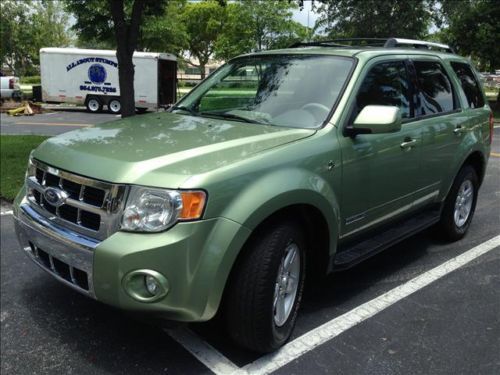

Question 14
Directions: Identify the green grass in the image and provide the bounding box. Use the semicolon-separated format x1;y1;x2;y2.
0;135;48;201
20;76;40;85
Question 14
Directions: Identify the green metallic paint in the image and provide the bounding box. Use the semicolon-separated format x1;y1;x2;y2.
94;217;251;321
33;112;314;188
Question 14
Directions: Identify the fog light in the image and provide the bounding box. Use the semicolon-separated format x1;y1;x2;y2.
145;275;160;296
122;269;169;303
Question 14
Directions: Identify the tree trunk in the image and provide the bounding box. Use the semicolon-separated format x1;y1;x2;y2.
200;63;206;80
109;0;145;118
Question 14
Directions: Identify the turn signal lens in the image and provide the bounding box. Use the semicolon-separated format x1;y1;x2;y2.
180;191;207;220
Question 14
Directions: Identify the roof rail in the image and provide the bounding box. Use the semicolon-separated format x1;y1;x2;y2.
289;37;455;53
384;38;454;53
288;40;348;48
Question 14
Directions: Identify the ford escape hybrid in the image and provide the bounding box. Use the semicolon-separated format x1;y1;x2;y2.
14;38;493;352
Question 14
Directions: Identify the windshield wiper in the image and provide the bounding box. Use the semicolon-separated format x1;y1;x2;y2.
199;111;267;124
171;105;198;116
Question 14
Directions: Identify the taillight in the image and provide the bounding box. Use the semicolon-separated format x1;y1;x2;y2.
489;112;494;145
8;78;14;89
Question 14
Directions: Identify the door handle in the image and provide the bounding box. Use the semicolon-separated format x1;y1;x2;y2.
400;138;418;150
454;126;465;135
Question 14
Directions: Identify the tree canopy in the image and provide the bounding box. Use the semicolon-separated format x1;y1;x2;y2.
0;0;72;76
437;0;500;72
313;0;435;39
215;0;309;61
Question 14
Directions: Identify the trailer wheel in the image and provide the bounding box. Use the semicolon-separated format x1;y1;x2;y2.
86;97;102;113
108;99;121;114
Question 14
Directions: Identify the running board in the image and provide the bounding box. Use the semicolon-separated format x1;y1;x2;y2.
333;210;441;271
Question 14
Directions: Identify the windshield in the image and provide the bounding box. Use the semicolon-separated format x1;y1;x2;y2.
172;55;354;129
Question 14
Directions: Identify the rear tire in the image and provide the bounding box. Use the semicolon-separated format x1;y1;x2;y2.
86;97;102;113
436;165;478;241
224;220;306;353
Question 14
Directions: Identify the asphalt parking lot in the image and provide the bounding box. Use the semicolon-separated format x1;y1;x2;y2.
0;108;116;136
1;116;499;374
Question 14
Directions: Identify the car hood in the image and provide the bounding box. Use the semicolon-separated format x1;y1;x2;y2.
33;112;315;188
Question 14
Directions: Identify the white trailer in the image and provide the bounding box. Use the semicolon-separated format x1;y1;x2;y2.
40;48;177;113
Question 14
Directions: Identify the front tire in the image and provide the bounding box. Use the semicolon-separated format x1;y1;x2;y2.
86;97;102;113
224;220;306;353
436;165;478;241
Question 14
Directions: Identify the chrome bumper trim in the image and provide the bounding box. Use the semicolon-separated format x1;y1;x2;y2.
14;200;98;298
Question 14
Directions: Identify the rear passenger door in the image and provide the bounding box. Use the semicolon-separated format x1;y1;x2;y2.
408;58;463;208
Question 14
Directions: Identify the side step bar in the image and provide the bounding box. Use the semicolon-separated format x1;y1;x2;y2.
333;209;441;271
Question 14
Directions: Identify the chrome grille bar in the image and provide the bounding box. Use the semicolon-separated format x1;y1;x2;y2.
26;159;128;241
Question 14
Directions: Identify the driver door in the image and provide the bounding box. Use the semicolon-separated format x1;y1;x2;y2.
338;57;423;238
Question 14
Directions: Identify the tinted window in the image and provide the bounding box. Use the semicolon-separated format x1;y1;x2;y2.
414;61;455;115
356;61;411;119
451;62;485;108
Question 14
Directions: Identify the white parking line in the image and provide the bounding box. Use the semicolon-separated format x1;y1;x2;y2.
166;327;240;374
166;234;500;375
0;210;13;216
239;234;500;375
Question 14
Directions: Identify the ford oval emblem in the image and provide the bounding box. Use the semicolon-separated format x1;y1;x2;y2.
43;187;68;207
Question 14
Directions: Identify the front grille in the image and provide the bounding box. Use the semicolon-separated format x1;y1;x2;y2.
26;159;127;240
29;242;90;291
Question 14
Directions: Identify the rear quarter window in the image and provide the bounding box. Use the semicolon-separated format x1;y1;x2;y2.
450;62;485;109
414;61;456;116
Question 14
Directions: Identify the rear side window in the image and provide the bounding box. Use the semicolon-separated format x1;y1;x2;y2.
450;62;485;109
414;61;455;115
356;61;412;119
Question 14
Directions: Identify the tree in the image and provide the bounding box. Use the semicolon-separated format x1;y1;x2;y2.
66;0;170;117
215;0;307;61
313;0;434;39
139;1;188;55
0;0;72;76
437;0;500;72
181;1;227;79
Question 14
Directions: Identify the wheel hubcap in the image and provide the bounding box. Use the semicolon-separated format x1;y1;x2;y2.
88;99;99;111
454;180;473;227
110;100;120;112
273;243;301;327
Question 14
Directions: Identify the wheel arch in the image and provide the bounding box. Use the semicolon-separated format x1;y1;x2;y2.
462;150;487;186
217;202;334;322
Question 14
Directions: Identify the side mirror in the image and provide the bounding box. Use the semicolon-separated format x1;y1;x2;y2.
346;105;402;136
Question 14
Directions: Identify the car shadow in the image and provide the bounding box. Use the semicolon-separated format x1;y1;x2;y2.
190;230;437;366
20;277;204;375
18;229;441;370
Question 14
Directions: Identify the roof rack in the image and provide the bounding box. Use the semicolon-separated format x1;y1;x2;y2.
289;37;455;54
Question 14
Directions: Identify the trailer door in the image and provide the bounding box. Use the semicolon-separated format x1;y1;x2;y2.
158;60;177;106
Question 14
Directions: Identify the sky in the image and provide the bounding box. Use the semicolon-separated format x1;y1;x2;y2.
291;0;321;29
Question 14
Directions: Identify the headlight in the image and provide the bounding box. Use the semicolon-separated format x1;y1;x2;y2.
121;186;207;232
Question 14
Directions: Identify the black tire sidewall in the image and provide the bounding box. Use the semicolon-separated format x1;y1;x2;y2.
441;166;479;240
108;99;121;114
86;98;102;113
225;220;307;352
270;234;306;347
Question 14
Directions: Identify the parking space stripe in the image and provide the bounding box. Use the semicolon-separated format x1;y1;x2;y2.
238;235;500;375
166;327;240;375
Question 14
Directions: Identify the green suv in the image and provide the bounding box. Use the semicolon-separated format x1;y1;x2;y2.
14;38;493;352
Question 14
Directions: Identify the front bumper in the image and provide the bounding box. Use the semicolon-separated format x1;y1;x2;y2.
14;200;98;298
14;194;251;322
